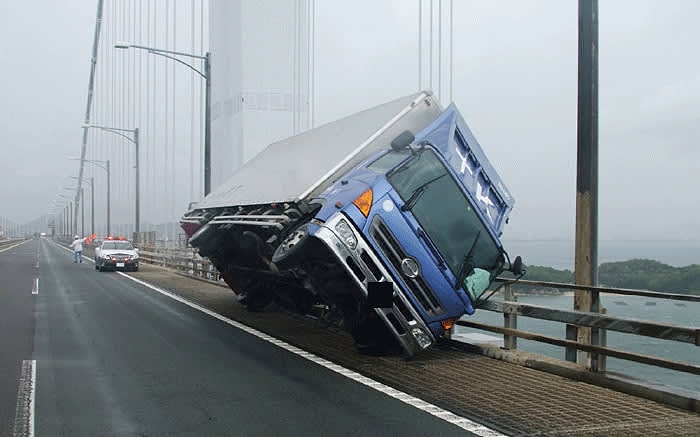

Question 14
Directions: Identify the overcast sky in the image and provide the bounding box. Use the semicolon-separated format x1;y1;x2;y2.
1;1;698;243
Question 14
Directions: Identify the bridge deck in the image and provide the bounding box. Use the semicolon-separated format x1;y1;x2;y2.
130;263;700;436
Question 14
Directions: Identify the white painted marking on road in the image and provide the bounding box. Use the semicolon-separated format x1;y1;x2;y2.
13;359;36;437
119;273;508;436
31;278;38;295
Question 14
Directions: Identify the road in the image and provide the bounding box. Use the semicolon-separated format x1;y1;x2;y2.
1;239;482;436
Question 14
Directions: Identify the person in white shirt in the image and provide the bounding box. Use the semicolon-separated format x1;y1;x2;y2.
70;235;87;263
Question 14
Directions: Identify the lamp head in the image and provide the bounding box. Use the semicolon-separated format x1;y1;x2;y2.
114;41;131;49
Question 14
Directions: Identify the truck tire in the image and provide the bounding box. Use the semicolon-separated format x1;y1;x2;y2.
271;222;310;270
188;223;217;257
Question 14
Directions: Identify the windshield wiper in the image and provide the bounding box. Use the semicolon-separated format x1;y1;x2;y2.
400;173;447;211
454;231;481;289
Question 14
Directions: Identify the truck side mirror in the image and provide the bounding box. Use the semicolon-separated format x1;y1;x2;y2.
391;130;415;151
510;255;523;275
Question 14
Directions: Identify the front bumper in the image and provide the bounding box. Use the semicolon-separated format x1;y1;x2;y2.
313;212;435;356
101;257;139;270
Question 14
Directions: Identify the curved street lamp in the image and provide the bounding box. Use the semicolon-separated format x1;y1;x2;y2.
71;158;110;236
115;41;211;195
83;124;139;234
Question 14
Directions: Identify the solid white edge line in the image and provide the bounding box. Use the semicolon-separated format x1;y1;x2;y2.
0;239;32;254
119;272;508;436
13;359;36;437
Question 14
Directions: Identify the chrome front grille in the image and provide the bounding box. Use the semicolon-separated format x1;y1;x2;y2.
369;217;443;316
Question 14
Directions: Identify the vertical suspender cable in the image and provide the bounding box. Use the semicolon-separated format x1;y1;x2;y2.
302;0;308;130
429;0;433;92
190;0;196;203
149;1;155;224
293;0;298;133
164;1;169;232
111;0;117;230
309;0;315;127
200;0;205;198
197;0;205;193
418;0;422;90
449;0;453;102
438;0;441;101
172;1;177;235
138;0;144;230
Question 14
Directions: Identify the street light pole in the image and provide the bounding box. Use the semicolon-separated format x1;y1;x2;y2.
57;194;71;238
72;176;95;236
83;124;139;234
115;42;211;195
91;176;95;235
73;158;110;236
69;202;73;237
134;127;139;234
106;159;111;236
80;188;84;237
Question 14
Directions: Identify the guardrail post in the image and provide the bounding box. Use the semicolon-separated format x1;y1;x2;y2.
594;306;607;372
503;283;517;350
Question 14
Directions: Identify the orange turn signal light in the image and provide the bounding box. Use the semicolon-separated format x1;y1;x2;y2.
440;319;456;331
352;188;373;217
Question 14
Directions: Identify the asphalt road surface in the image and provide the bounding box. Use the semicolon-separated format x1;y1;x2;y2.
1;239;482;436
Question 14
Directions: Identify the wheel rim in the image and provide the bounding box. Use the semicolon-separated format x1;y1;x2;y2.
277;224;308;257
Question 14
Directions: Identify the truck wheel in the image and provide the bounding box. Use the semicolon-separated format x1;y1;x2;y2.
237;280;273;312
271;222;310;269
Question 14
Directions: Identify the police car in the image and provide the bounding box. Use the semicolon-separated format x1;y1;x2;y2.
94;237;139;272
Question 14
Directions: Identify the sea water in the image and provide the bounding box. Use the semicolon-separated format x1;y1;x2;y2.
457;293;700;393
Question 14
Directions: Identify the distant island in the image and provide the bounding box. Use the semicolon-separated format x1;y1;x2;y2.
512;259;700;295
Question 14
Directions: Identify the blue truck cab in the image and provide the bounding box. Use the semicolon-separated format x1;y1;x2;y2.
182;91;520;357
308;104;516;355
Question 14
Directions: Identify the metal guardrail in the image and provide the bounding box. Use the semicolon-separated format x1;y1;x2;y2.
134;243;699;383
459;278;700;379
0;238;26;250
137;245;222;283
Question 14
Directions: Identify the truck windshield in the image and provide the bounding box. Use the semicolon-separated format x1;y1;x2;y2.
385;148;504;281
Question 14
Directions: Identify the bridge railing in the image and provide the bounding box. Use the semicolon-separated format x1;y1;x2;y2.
0;238;26;250
137;244;221;283
458;278;699;382
133;240;699;385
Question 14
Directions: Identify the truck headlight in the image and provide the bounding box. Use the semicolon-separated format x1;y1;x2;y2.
335;219;357;250
410;326;433;350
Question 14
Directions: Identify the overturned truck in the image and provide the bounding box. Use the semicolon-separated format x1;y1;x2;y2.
180;91;522;356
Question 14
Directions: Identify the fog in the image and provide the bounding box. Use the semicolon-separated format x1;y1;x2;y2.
1;1;698;243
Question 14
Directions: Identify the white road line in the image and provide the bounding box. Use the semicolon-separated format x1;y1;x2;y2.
31;278;38;295
120;273;508;436
13;359;36;437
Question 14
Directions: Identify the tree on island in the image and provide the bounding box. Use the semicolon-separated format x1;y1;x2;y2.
516;259;700;295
